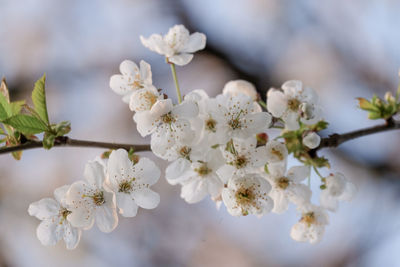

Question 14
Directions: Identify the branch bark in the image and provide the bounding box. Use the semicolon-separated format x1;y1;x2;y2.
0;136;151;155
312;118;400;153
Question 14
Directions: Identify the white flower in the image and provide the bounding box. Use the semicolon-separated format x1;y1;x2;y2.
267;80;321;130
265;163;311;214
222;173;273;217
28;185;81;250
185;90;228;146
265;140;288;164
217;137;268;182
222;80;258;101
106;149;160;217
66;161;118;233
165;148;224;203
140;25;206;66
110;60;153;103
290;203;329;244
133;99;198;160
320;173;357;211
129;85;162;113
214;94;272;142
303;132;321;149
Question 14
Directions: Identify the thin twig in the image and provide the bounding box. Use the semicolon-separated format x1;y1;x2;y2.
0;136;151;155
312;118;400;153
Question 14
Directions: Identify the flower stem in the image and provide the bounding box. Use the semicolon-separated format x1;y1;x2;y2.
170;63;182;103
258;100;267;110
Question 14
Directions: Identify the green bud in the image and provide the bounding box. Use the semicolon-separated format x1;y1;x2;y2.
43;132;56;150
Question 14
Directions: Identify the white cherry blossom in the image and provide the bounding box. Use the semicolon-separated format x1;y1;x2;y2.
106;149;160;217
133;99;198;160
66;161;118;233
28;185;81;250
140;24;206;66
214;94;272;143
265;163;311;214
320;172;356;211
290;203;329;244
222;173;273;217
129;85;162;113
165;148;224;203
185;90;228;146
303;132;321;149
110;60;153;103
217;137;268;182
267;80;322;130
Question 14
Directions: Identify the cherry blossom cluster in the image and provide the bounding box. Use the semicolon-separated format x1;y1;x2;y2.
29;24;357;249
28;149;160;249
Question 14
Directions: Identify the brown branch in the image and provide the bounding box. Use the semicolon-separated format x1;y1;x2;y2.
0;136;151;155
312;118;400;153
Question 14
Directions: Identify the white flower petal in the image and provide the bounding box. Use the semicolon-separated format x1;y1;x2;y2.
119;60;139;76
53;185;70;205
133;188;160;209
245;112;272;133
168;53;194;66
84;161;105;189
181;32;206;53
181;179;208;203
36;218;63;246
267;89;287;117
287;166;310;183
28;198;60;220
140;34;172;56
165;158;192;185
283;111;300;130
172;101;199;118
63;223;81;250
282;80;302;98
133;157;160;185
139;60;152;86
116;193;138;217
95;205;118;233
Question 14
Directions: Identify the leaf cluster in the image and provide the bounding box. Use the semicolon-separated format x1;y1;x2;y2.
0;75;71;159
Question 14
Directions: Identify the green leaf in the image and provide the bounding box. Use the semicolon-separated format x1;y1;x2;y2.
357;97;379;112
3;114;48;134
32;74;50;124
0;94;10;121
0;78;10;102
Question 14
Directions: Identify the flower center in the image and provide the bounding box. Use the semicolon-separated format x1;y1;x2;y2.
228;118;241;130
233;155;248;169
119;177;136;193
300;212;316;227
277;177;290;190
287;98;300;111
235;187;256;215
59;207;72;224
92;191;105;206
161;113;176;124
271;148;284;161
143;91;158;107
129;73;142;89
194;163;212;176
205;117;217;132
179;146;191;160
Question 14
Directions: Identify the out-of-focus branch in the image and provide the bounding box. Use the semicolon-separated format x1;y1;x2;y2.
0;136;150;155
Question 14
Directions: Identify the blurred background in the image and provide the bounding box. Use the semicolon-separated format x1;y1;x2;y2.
1;0;400;266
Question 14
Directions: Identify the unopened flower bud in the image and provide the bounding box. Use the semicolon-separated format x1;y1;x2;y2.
303;132;321;149
223;80;258;101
